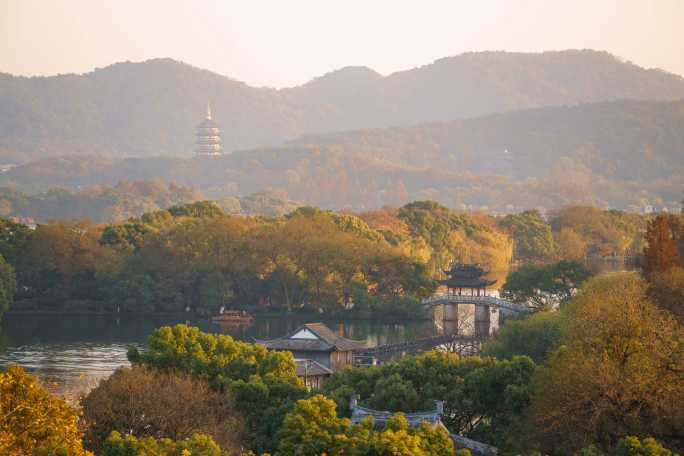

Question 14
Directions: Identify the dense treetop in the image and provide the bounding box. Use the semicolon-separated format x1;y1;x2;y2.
275;394;459;456
0;201;658;316
0;183;301;223
530;273;684;453
0;365;92;456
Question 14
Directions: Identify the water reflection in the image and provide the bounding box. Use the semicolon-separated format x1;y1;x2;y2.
0;314;438;393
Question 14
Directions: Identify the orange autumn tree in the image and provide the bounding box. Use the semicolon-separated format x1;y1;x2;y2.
642;214;682;277
0;365;92;456
529;273;684;453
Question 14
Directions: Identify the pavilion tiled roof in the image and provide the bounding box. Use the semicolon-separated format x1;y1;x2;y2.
439;277;496;288
441;263;496;288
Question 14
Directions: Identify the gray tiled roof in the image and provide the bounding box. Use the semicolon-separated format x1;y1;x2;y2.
256;323;368;352
295;358;333;377
350;395;443;428
256;337;335;351
304;323;368;351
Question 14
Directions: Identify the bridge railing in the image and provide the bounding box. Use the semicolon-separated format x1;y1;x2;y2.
354;333;485;358
421;293;531;314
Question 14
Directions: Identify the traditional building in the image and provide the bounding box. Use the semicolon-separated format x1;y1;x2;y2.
256;323;367;371
195;102;222;157
295;359;333;390
350;394;444;428
440;263;496;297
349;395;498;456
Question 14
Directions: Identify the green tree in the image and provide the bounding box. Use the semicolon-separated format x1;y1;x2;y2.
576;436;678;456
398;200;478;272
276;395;456;456
0;219;34;266
129;325;306;454
501;261;592;310
615;436;677;456
482;311;564;363
323;351;536;447
500;210;556;262
375;413;455;456
102;431;225;456
276;394;351;455
168;201;225;218
100;222;151;252
0;255;16;321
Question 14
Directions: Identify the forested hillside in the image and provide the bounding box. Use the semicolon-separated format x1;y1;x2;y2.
2;99;683;212
0;184;301;223
2;50;684;162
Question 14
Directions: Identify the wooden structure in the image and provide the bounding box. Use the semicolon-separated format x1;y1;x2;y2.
353;333;484;366
256;323;367;371
211;310;253;323
295;358;333;389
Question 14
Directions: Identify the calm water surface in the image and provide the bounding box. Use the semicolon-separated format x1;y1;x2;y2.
0;314;437;393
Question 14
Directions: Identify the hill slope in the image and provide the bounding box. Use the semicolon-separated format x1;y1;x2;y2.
2;50;684;162
2;99;683;212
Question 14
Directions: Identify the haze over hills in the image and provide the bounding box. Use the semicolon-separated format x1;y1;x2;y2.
2;49;684;163
2;99;683;214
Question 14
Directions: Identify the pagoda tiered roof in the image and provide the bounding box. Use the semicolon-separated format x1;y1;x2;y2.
195;102;222;156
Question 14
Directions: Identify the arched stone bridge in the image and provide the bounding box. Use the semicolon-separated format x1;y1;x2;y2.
422;294;531;338
421;294;531;314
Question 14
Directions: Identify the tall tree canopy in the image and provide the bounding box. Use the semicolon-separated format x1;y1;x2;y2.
642;214;683;277
500;210;556;263
0;365;92;456
529;273;684;453
276;394;457;456
323;351;535;448
501;261;593;310
0;255;15;321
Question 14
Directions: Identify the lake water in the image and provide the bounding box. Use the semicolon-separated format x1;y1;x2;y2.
0;314;438;394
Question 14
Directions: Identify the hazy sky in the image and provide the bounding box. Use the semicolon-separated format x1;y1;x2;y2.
1;0;682;88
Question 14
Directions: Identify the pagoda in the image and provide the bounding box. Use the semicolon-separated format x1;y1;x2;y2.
440;263;496;297
195;102;222;157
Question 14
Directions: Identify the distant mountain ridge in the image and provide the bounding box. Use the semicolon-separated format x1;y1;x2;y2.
2;99;683;212
2;50;684;162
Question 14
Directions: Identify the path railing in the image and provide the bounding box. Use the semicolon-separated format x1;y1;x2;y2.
353;333;485;365
421;293;531;314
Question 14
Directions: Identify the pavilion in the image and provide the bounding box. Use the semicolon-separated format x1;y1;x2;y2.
440;263;496;297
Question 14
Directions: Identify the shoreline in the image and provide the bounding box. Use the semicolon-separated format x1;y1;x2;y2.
3;310;430;322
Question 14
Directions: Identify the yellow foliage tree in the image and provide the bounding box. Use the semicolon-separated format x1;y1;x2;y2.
0;365;92;456
530;273;684;453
